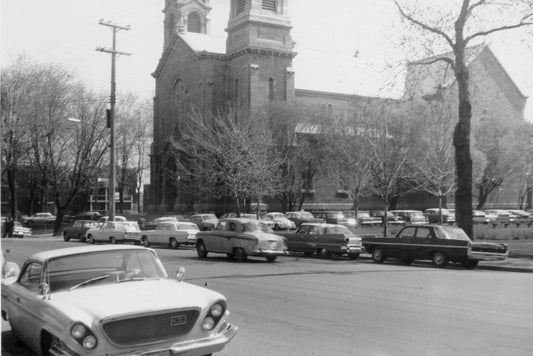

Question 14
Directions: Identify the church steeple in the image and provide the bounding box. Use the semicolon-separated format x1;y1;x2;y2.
226;0;294;54
163;0;212;49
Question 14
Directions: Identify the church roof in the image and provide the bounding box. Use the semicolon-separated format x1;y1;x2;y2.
179;32;226;54
404;44;526;100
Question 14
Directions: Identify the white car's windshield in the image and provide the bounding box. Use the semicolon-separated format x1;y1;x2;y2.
47;249;167;292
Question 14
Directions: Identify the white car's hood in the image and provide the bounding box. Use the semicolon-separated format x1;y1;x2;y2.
49;279;223;321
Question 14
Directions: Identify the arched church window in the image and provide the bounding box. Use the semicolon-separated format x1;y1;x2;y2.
262;0;277;12
187;12;201;33
173;79;187;134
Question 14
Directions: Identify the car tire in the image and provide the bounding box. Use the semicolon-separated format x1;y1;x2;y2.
348;253;360;260
142;236;150;247
266;255;277;262
109;236;117;244
372;248;385;264
319;248;331;258
226;253;234;259
196;241;208;258
63;232;70;242
234;248;247;262
88;234;95;244
274;224;280;230
432;251;448;268
169;238;179;250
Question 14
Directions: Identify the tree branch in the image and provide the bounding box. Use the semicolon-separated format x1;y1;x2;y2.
394;0;455;49
465;21;533;44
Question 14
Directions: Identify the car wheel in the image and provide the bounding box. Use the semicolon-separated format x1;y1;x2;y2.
63;232;70;242
266;255;277;262
319;248;331;258
88;234;95;244
432;251;448;268
109;236;117;244
226;253;235;259
348;252;360;260
372;248;385;264
196;241;208;258
274;224;280;230
463;260;479;269
141;236;151;247
234;248;247;262
169;238;179;249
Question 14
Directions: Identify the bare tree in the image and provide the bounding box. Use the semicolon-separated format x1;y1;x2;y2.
394;0;533;237
175;107;283;215
14;59;109;235
115;93;152;214
322;106;374;214
361;99;426;236
1;55;35;221
411;100;457;221
473;115;533;209
263;103;330;212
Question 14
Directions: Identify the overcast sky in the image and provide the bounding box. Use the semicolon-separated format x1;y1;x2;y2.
2;0;532;121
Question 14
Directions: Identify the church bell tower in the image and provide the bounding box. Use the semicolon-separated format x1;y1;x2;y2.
226;0;296;110
163;0;212;49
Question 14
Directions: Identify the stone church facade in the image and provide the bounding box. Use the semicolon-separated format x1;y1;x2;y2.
148;0;529;213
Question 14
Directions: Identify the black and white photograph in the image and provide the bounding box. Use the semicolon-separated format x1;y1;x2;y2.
1;1;533;355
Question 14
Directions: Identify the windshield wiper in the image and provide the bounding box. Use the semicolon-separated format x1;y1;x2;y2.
69;274;110;291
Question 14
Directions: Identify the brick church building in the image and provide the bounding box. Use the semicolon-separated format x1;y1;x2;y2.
148;0;530;213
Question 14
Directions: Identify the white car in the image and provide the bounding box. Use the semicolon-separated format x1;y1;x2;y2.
23;212;56;226
1;245;237;356
86;221;141;244
261;212;296;230
140;221;200;248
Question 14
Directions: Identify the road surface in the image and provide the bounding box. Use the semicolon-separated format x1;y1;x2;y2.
2;239;533;355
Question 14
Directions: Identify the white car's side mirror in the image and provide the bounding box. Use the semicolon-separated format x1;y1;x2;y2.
176;267;186;282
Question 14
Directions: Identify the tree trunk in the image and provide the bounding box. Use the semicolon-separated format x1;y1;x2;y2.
7;167;18;220
453;64;474;238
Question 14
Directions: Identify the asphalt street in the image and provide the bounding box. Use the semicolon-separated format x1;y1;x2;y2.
2;237;533;356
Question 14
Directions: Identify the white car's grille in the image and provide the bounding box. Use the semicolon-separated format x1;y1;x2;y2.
103;309;199;345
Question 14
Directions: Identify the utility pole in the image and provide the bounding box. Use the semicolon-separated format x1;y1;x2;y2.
96;19;131;221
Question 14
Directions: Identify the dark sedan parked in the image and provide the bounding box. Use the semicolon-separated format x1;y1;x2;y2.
362;225;508;269
63;220;100;242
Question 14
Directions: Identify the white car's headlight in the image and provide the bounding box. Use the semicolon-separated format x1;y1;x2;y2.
203;317;215;330
71;323;86;339
82;335;97;349
202;301;226;331
211;303;224;318
71;322;98;350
